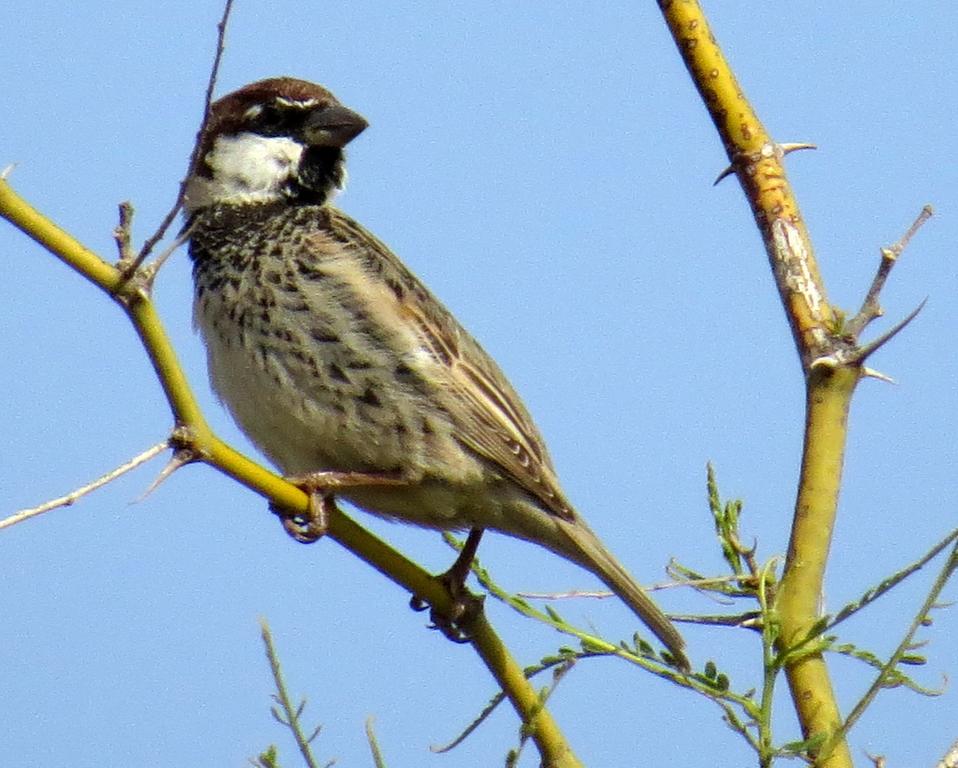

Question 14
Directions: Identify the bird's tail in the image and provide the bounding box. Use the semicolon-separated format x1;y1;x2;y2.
555;517;689;671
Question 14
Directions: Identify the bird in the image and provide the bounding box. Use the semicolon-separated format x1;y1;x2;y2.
183;76;688;669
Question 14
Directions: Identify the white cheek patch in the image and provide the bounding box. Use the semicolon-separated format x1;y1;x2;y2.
209;132;304;196
185;132;304;210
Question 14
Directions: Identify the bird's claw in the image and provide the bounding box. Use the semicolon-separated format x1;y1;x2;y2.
270;488;330;544
410;570;484;644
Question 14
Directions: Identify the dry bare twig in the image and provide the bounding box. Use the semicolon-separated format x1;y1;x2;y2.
1;440;170;531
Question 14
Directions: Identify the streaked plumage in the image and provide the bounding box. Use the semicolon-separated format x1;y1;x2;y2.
185;77;687;668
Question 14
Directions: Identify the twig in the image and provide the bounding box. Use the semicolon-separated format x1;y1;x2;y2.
830;539;958;752
113;201;135;264
846;205;933;338
434;650;600;755
1;440;169;530
517;589;615;601
128;0;235;272
510;656;576;766
827;528;958;630
365;717;386;768
142;221;195;288
260;619;326;768
516;574;744;602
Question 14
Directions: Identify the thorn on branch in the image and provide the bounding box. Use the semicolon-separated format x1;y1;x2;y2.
779;142;818;156
133;425;202;501
668;611;763;630
137;448;195;502
808;354;840;373
861;367;896;384
713;141;817;185
713;163;736;186
853;298;927;364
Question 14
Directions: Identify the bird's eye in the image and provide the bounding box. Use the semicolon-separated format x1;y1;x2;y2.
256;104;288;132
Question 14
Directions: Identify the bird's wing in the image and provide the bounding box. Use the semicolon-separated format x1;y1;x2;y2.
328;208;575;520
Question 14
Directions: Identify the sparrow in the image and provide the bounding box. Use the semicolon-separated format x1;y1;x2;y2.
183;77;687;668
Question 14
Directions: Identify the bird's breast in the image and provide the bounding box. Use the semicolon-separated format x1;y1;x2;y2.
189;206;483;489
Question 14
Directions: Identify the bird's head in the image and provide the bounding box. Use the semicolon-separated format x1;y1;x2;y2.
184;77;368;212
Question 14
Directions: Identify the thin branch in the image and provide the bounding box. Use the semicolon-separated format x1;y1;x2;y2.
365;717;386;768
260;619;325;768
846;205;934;338
516;573;745;602
827;528;958;630
831;539;958;751
434;650;608;756
756;557;782;767
128;0;235;271
142;220;195;288
113;201;135;263
0;441;169;530
509;655;576;766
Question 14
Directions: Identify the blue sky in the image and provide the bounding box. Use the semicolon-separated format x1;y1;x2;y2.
2;2;956;766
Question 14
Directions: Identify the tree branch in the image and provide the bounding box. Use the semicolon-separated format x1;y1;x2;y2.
128;0;235;272
1;440;169;530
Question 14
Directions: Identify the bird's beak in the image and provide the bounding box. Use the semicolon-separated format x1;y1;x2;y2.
304;104;368;148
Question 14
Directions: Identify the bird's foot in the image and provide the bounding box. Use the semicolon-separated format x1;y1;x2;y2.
410;529;485;643
272;470;406;544
410;575;484;644
271;488;331;544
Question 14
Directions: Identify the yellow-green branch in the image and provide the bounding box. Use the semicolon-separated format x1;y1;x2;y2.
777;363;857;767
657;3;857;765
657;0;835;368
0;177;581;768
